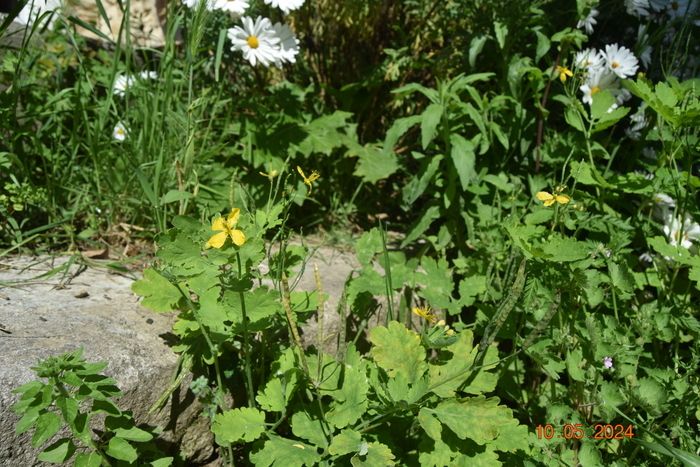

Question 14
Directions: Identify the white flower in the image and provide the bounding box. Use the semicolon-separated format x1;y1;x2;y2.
112;71;157;96
579;67;618;105
181;0;199;7
626;0;651;16
264;0;305;14
113;122;128;142
113;74;134;97
577;9;599;35
664;214;700;249
212;0;249;16
603;44;639;79
574;48;605;72
228;16;281;67
272;23;300;65
639;252;654;263
603;356;614;369
666;0;692;19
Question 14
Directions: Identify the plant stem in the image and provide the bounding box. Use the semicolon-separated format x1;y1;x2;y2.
236;251;256;408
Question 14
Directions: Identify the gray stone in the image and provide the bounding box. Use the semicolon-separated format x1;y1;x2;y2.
0;256;214;466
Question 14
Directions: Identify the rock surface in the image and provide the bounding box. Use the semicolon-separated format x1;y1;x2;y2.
0;256;214;466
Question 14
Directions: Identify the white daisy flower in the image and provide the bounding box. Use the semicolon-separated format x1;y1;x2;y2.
577;9;599;35
228;16;281;67
212;0;249;16
113;122;128;142
603;356;614;369
272;23;300;65
626;0;651;16
666;0;692;19
639;252;654;263
604;44;639;79
574;48;605;72
113;74;134;97
664;214;700;249
579;67;618;105
264;0;305;14
139;70;159;80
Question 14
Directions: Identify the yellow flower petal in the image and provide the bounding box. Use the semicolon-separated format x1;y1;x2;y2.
227;208;240;227
536;191;554;202
555;194;571;204
230;229;246;246
206;231;228;249
211;216;226;231
544;199;556;207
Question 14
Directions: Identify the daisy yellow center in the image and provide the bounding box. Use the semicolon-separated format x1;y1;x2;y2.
591;86;601;95
247;35;260;49
117;128;124;135
611;60;620;69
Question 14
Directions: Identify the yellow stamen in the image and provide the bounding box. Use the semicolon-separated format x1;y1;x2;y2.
591;86;601;95
247;35;259;49
611;61;620;69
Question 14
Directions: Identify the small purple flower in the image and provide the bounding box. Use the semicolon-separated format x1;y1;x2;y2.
603;356;614;369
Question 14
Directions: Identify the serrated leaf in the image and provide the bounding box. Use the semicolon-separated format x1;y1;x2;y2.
431;396;524;447
351;441;395;467
292;412;328;448
32;411;62;447
212;407;266;444
106;437;137;463
249;435;322;467
400;205;440;248
541;235;589;262
369;321;426;383
352;144;399;183
256;378;286;412
132;269;182;312
421;103;444;149
329;429;363;457
355;228;383;265
327;359;369;428
566;347;586;382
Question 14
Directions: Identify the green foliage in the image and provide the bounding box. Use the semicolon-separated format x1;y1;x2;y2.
12;349;171;466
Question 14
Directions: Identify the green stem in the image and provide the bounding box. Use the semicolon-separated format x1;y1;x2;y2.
237;252;256;408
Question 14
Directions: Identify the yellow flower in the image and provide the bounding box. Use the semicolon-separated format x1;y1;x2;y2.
412;306;437;323
206;208;246;249
536;191;571;207
555;65;573;83
297;166;320;193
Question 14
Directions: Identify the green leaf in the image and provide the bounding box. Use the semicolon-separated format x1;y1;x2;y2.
590;90;616;120
400;205;440;248
249;435;322;467
351;442;396;467
329;429;363;457
566;347;586;382
106;437;138;463
327;356;369;428
541;235;589;262
468;35;488;68
131;269;182;313
74;452;102;467
402;153;443;207
418;408;442;440
150;458;174;467
450;134;476;190
212;407;266;445
417;256;455;311
637;378;667;413
383;115;422;153
160;189;192;206
369;321;427;383
534;30;550;61
565;108;586;133
256;378;287;413
458;275;487;307
32;411;62;448
16;408;41;435
355;228;383;265
352;144;399;183
570;160;599;186
38;438;75;463
112;426;153;443
292;412;328;448
494;21;508;49
421;103;444;149
431;396;524;448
